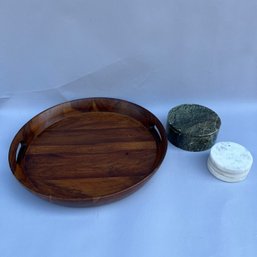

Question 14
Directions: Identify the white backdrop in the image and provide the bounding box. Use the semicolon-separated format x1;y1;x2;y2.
1;1;257;257
1;0;257;102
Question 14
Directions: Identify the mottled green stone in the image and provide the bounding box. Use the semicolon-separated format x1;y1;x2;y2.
167;104;221;152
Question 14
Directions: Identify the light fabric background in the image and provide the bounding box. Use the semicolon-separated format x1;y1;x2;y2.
1;1;257;257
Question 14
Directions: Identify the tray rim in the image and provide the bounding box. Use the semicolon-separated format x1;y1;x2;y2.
9;97;168;205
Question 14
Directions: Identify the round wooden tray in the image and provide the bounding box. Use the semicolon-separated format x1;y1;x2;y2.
9;98;167;206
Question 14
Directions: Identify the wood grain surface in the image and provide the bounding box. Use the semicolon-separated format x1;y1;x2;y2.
9;98;167;206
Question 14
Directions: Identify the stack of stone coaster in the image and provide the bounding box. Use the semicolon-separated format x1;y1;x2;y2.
166;104;221;152
208;142;253;182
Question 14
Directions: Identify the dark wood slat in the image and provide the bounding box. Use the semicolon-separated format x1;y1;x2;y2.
24;149;156;179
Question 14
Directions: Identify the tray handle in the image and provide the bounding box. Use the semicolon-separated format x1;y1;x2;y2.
9;136;28;171
15;141;27;164
149;124;165;145
9;136;38;190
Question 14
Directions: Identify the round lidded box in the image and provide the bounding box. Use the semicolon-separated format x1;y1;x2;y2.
167;104;221;151
208;142;253;182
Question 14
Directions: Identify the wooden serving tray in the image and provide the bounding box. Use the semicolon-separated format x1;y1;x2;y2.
9;98;167;206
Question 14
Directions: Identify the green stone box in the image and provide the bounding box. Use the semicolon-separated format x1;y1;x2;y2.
166;104;221;152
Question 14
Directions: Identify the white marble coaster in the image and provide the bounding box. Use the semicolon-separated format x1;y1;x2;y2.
208;142;253;182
